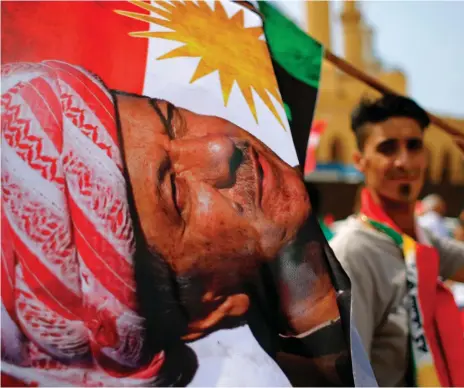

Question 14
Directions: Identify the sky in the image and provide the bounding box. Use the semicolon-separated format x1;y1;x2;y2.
276;1;464;119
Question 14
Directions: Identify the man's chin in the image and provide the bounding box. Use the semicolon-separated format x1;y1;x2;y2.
381;188;417;205
256;207;310;259
256;225;287;259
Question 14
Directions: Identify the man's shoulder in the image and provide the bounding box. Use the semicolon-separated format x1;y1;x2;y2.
331;217;385;251
330;217;398;268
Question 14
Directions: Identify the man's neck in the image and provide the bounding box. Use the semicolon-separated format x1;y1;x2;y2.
370;190;417;237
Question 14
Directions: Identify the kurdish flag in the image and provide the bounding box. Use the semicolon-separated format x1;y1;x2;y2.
1;0;298;166
1;0;323;168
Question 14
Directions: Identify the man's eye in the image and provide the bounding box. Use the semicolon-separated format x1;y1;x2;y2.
377;140;397;156
407;138;423;152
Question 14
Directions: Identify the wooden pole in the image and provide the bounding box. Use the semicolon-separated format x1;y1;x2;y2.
324;49;464;140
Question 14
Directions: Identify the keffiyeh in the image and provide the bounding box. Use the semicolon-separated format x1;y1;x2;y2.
1;61;163;386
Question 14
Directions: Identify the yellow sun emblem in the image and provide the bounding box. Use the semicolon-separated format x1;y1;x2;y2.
115;0;285;129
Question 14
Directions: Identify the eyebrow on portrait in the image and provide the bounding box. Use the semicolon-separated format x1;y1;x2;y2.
112;89;152;99
148;99;177;139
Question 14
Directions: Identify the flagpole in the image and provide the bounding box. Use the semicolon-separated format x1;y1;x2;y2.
324;49;464;141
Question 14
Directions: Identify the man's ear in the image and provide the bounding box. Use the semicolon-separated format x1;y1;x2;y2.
353;150;365;173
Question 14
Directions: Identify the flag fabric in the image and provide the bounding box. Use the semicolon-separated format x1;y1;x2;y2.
258;1;323;167
259;4;377;386
2;1;376;386
2;0;297;166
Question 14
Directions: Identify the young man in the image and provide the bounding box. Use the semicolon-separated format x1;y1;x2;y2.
330;95;464;387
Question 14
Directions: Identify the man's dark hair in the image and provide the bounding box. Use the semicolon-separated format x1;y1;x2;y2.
351;94;430;150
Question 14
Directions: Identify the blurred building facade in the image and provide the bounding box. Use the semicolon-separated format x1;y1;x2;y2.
306;1;464;218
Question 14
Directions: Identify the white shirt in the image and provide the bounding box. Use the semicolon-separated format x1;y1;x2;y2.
418;211;450;239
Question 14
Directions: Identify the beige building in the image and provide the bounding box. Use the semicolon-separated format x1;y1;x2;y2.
307;1;464;185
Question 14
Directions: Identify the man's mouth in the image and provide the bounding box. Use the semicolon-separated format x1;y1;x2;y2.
247;146;277;212
257;152;275;210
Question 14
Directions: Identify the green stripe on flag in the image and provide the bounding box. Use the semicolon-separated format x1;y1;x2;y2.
259;1;323;89
368;219;404;247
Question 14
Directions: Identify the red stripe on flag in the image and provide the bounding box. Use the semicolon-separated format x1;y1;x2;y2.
416;245;449;386
2;1;149;95
68;198;137;311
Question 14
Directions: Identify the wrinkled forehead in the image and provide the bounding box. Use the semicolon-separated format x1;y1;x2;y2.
159;101;281;156
173;104;243;138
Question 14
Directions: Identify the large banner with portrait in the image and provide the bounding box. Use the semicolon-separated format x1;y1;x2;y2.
1;1;376;386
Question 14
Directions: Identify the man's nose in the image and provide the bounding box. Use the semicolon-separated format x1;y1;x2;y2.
394;146;411;169
170;135;241;187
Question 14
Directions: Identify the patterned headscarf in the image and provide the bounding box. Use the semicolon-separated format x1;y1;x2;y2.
1;61;163;386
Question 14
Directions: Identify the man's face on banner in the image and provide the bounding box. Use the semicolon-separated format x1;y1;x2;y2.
118;95;310;337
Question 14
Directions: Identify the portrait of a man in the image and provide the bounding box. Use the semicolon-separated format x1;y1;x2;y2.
116;91;311;336
1;60;346;387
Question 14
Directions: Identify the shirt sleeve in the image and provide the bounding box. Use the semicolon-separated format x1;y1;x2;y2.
330;234;377;356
